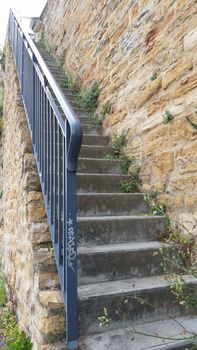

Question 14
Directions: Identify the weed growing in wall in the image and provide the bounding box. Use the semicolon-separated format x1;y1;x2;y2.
0;277;33;349
150;73;157;81
0;47;6;72
163;110;174;123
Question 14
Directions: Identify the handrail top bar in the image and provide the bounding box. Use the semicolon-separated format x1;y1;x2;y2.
10;9;83;171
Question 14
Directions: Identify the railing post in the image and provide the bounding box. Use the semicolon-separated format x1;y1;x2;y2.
65;121;78;350
66;169;78;350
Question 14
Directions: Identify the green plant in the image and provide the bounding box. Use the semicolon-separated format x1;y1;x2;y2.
144;192;166;216
0;189;3;199
90;101;111;125
63;71;81;93
80;81;100;114
1;304;32;350
163;110;174;124
186;116;197;130
106;132;128;160
121;156;136;174
150;73;157;81
120;167;141;193
49;247;54;258
166;274;197;310
38;31;53;54
98;307;111;327
0;47;6;71
0;276;6;307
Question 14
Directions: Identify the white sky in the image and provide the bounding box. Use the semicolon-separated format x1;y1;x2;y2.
0;0;47;48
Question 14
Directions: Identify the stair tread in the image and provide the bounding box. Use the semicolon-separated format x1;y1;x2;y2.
77;215;164;221
80;316;197;350
77;173;130;177
77;192;144;196
78;157;124;161
78;241;164;254
78;275;197;299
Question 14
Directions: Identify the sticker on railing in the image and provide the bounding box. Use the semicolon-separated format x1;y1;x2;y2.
67;214;76;273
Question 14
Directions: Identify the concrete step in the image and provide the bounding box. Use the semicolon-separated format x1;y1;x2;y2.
77;215;166;245
49;71;66;80
82;124;103;135
78;275;197;336
78;116;92;124
79;316;197;350
77;174;131;193
80;145;112;158
77;158;125;174
82;134;109;146
40;343;66;350
77;193;148;216
78;242;172;284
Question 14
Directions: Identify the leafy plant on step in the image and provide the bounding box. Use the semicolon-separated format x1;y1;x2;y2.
144;192;166;216
79;81;100;114
130;295;197;346
166;274;197;310
90;101;111;125
38;31;53;53
106;132;128;160
163;109;174;124
98;307;111;327
121;156;136;174
143;192;170;230
61;70;82;94
0;47;6;72
0;276;6;307
120;167;141;193
154;216;197;312
0;304;33;350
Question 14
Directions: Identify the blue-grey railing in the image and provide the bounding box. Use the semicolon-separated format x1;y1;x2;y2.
8;9;83;350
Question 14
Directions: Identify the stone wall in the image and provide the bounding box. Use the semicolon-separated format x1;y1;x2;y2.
39;0;197;232
1;42;65;350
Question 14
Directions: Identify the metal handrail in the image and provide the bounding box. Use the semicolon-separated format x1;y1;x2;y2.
8;9;83;350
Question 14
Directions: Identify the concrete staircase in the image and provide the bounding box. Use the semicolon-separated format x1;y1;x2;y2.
36;47;197;350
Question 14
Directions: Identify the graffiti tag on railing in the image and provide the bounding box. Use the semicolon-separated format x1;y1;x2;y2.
67;214;76;273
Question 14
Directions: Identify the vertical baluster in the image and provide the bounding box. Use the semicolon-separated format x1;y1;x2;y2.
63;134;66;292
42;92;46;185
50;109;54;232
54;117;57;242
58;128;63;264
32;64;35;146
47;103;51;207
44;96;48;194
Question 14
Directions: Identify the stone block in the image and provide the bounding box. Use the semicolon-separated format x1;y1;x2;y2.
184;27;197;51
34;272;60;291
30;222;51;246
137;77;162;108
39;290;64;310
23;172;41;192
162;59;193;89
152;152;173;178
38;314;65;335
